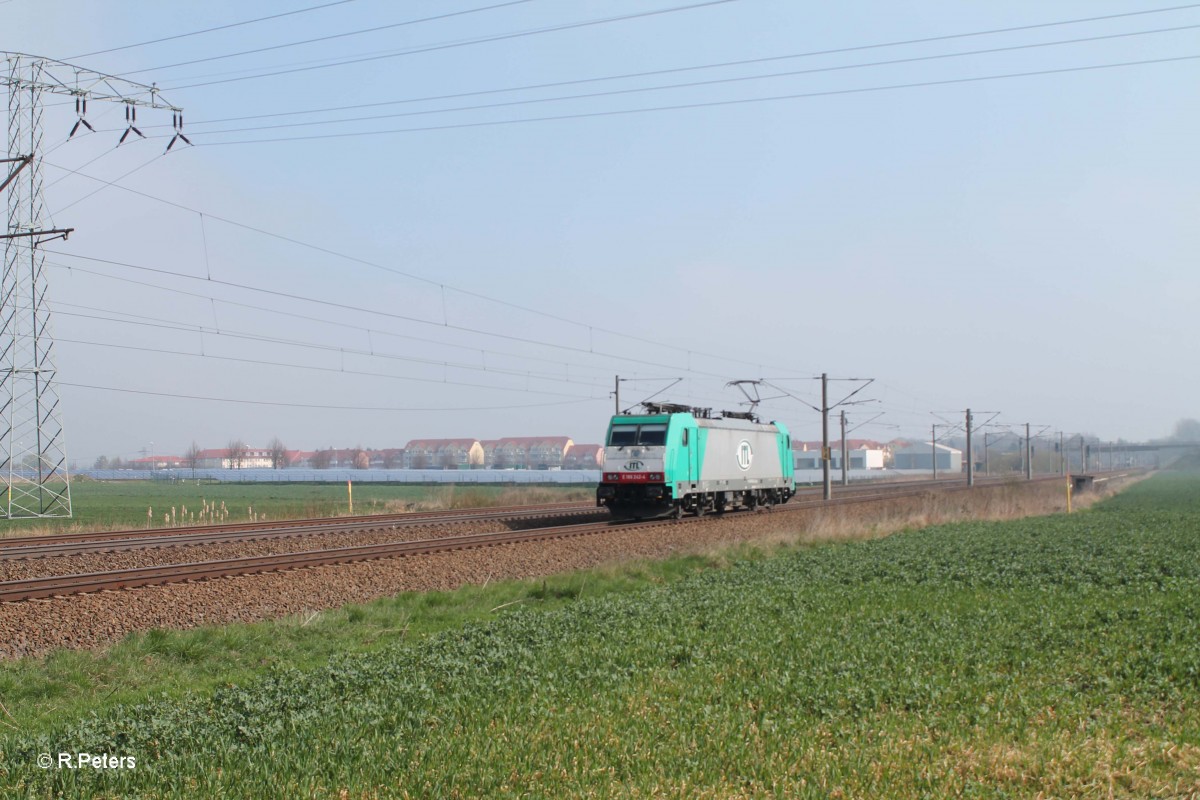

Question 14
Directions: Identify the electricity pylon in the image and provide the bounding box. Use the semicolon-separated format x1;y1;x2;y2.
2;52;183;518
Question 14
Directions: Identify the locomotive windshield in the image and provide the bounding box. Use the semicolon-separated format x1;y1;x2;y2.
608;426;637;447
638;424;667;445
607;423;668;447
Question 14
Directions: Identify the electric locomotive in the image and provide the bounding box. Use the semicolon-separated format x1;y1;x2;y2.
597;402;795;520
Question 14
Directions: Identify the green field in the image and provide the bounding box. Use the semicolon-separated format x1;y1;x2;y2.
0;480;594;536
3;473;1199;797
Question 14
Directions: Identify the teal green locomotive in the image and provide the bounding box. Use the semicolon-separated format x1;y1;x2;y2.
597;403;795;519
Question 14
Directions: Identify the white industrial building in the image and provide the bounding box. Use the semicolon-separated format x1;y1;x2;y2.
892;442;963;471
793;440;887;471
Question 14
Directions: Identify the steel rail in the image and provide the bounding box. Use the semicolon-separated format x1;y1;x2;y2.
0;473;1106;604
0;519;636;602
0;475;1071;560
0;501;599;552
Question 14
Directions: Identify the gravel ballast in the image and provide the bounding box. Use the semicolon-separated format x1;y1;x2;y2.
0;479;1112;659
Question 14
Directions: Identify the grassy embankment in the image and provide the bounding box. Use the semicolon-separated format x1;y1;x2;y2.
3;473;1199;797
0;481;593;537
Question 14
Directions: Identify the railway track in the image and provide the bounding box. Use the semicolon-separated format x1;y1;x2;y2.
0;479;972;561
0;474;1091;604
0;519;648;602
0;501;604;560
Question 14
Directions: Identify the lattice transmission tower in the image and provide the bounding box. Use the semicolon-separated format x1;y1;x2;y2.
2;52;184;518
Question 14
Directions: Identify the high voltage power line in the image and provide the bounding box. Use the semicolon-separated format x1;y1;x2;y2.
45;265;635;381
140;2;1200;129
38;161;812;377
67;0;360;60
54;333;603;400
47;298;623;393
183;53;1200;146
125;0;538;76
50;308;611;393
58;381;597;413
136;23;1200;139
43;249;780;382
160;0;742;91
44;282;790;415
27;4;1182;444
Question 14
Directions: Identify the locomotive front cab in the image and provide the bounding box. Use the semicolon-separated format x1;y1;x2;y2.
597;416;675;519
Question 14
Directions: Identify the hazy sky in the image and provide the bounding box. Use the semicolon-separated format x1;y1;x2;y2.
5;0;1198;464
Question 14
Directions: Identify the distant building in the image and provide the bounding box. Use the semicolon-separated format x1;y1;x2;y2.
369;448;405;469
403;439;484;469
892;442;963;471
291;451;316;468
485;436;573;469
129;455;184;470
792;439;887;470
562;443;604;469
196;447;274;469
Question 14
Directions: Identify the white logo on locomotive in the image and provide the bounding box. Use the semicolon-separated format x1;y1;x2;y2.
736;440;753;471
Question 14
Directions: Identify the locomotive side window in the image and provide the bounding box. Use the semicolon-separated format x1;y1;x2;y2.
638;424;668;446
609;427;637;446
682;429;689;446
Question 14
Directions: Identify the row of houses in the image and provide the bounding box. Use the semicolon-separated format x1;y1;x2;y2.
126;437;962;472
402;438;606;470
126;438;605;471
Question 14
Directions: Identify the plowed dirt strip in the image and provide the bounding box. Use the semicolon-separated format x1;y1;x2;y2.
0;478;1097;659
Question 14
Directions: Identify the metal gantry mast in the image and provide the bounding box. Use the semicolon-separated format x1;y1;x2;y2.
1;52;183;518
